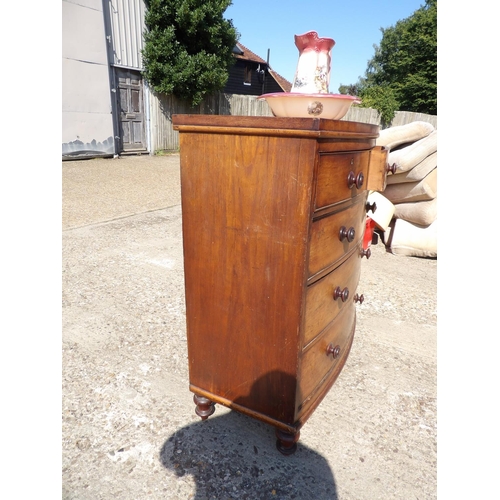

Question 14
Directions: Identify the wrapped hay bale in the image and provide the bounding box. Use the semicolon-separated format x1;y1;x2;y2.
393;197;437;226
385;218;437;258
387;130;437;173
383;167;437;204
374;120;438;257
376;121;435;150
387;151;437;185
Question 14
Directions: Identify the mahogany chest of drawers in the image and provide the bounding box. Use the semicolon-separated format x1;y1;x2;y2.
172;115;385;454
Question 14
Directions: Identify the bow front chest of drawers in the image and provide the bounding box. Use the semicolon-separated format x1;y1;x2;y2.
172;115;385;454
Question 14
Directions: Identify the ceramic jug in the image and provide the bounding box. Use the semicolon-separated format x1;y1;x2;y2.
291;31;335;94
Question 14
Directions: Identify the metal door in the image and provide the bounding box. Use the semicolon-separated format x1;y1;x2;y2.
115;67;147;152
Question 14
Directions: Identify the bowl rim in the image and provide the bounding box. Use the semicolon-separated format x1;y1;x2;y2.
258;92;361;103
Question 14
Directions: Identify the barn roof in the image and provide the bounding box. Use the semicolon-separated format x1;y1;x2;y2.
232;42;292;92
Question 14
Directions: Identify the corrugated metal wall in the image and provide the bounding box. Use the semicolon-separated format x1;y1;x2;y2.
107;0;145;69
63;0;116;157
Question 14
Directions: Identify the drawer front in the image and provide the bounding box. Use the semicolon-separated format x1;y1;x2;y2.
315;151;370;211
298;303;355;407
304;248;362;347
308;194;367;279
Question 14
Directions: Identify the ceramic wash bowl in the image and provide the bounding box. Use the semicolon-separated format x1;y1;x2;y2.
258;93;361;120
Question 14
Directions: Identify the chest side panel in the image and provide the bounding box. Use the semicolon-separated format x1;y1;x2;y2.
180;132;316;423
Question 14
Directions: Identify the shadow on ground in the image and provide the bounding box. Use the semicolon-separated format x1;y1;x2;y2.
160;408;337;500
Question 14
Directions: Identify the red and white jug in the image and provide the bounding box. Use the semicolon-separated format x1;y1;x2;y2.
291;31;335;94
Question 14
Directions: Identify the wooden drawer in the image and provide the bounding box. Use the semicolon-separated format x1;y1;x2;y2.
303;248;362;347
308;194;367;279
298;303;355;408
315;151;370;212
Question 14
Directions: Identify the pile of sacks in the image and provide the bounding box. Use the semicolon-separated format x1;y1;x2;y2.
368;121;437;258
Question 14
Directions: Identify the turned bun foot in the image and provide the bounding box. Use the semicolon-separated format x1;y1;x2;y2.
193;395;215;420
275;428;300;456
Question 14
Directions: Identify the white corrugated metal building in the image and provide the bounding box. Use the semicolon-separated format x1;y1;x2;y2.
62;0;151;158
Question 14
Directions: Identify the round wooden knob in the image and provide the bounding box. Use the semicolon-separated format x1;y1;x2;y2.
326;343;341;359
339;226;355;242
366;201;377;213
355;172;364;189
387;163;397;174
354;293;365;304
347;171;356;188
348;171;364;189
333;286;349;302
361;248;371;259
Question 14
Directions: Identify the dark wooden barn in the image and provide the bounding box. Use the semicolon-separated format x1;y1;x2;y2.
223;43;292;96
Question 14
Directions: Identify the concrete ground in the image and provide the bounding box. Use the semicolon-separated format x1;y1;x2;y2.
62;153;437;499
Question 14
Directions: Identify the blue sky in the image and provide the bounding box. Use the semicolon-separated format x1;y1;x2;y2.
224;0;426;94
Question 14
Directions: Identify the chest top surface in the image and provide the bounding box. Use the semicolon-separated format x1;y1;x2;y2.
172;114;379;140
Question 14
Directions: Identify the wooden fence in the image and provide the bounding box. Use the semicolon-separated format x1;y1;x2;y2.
149;91;437;153
390;111;437;129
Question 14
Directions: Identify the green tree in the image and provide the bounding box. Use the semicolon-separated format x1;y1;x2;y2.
338;83;361;97
142;0;239;106
359;85;399;127
339;0;437;119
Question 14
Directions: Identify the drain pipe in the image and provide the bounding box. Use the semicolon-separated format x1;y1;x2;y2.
262;48;270;95
102;0;120;157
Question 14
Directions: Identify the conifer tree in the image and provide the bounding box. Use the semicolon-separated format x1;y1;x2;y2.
142;0;238;106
